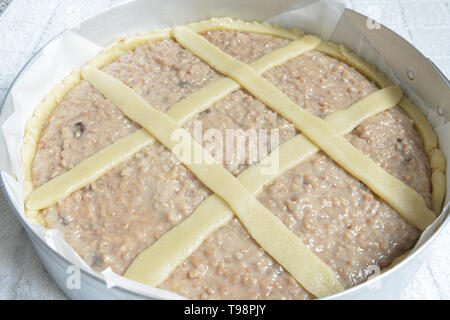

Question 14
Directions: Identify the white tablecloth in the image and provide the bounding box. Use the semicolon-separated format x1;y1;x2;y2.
0;0;449;299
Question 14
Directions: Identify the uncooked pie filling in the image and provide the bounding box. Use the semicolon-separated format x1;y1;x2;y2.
31;30;430;299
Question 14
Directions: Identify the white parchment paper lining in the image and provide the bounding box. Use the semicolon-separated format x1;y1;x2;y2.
1;0;449;299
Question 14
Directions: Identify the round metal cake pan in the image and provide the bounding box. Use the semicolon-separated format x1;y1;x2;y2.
1;0;449;299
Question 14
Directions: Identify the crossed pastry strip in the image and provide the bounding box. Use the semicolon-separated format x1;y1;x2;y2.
24;19;445;298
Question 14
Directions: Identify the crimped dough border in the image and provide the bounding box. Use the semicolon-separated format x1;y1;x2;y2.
21;17;445;247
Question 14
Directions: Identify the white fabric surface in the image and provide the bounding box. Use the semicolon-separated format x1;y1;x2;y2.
0;0;448;300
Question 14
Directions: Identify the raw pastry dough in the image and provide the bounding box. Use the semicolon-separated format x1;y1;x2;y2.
20;18;445;298
82;67;344;298
173;26;436;231
26;35;321;210
123;86;403;289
